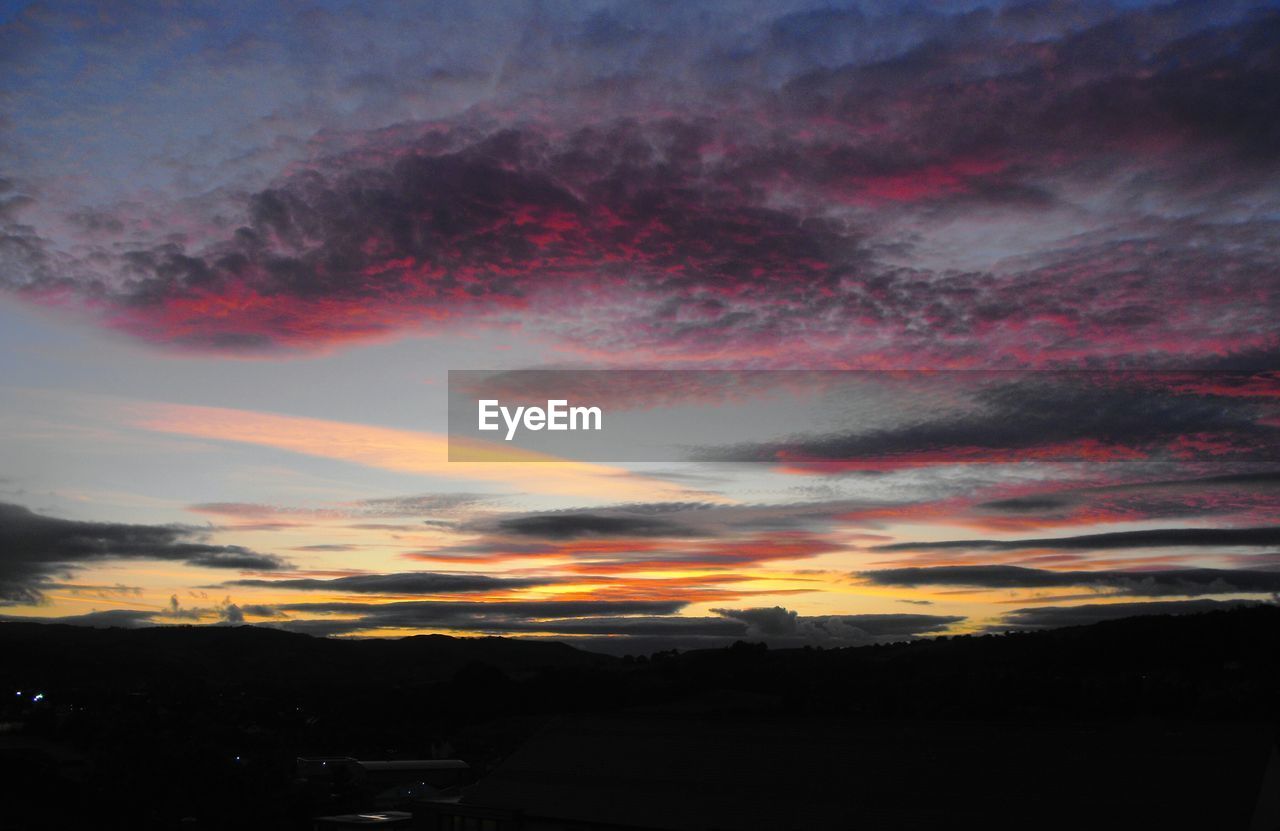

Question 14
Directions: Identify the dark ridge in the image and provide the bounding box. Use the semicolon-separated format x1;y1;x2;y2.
1;606;1277;829
0;623;611;690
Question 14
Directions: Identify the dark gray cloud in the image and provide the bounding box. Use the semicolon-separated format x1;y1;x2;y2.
272;618;373;638
494;512;705;539
463;615;745;638
277;599;686;629
472;498;893;543
0;609;160;628
962;466;1280;527
0;602;285;628
712;605;961;642
980;496;1074;513
704;375;1280;466
228;571;556;594
486;608;959;643
420;503;848;570
872;525;1280;553
0;502;288;606
980;471;1280;514
265;599;962;647
353;493;495;515
234;603;284;618
995;598;1268;630
191;492;493;521
56;583;144;597
860;565;1280;597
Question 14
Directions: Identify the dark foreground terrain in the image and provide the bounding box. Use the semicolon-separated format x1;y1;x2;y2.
1;606;1277;830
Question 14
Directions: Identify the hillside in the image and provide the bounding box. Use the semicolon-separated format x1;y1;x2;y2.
0;606;1277;829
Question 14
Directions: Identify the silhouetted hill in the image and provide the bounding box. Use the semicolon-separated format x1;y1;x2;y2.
2;605;1279;719
0;606;1277;829
629;603;1280;719
0;623;610;691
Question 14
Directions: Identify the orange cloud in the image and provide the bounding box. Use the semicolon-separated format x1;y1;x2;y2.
128;402;716;502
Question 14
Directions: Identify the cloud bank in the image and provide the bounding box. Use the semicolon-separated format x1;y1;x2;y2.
0;502;287;605
2;2;1278;367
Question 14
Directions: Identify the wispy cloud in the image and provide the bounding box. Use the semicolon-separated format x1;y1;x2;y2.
130;401;717;501
0;502;287;606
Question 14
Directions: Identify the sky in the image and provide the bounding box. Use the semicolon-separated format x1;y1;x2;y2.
1;0;1278;653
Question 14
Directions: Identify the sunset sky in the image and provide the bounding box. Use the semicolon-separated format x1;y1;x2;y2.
1;0;1279;652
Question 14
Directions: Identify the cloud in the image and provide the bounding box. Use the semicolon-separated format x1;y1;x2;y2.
872;525;1280;553
279;598;682;618
234;603;284;619
702;374;1280;468
995;598;1268;630
56;583;145;599
494;512;704;540
30;120;854;354
153;594;285;624
0;502;288;606
132;401;708;501
964;469;1280;529
260;597;961;647
269;598;689;636
3;4;1278;368
411;527;841;573
401;498;878;571
859;565;1280;597
191;492;496;521
165;594;201;621
227;571;557;594
271;618;372;638
0;609;161;629
711;605;960;645
0;600;286;628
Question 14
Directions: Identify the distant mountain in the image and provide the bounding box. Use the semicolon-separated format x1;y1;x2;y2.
0;622;611;691
1;604;1276;716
